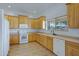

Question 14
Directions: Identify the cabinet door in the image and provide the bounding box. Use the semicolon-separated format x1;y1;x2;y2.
10;34;13;45
8;16;14;29
13;34;19;44
47;37;53;51
30;20;33;28
19;16;24;24
39;35;43;44
37;20;43;29
30;18;44;29
36;34;40;43
71;48;79;56
67;4;79;28
28;33;36;42
13;17;18;28
30;20;38;29
42;36;48;48
28;33;33;42
65;41;79;56
6;16;19;29
67;4;75;28
74;4;79;28
10;34;19;45
19;16;28;24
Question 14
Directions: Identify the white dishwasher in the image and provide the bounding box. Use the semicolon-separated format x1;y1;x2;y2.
53;38;65;56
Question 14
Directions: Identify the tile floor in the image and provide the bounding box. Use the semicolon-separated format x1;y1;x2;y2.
8;42;55;56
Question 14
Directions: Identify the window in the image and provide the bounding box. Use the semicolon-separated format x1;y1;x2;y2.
55;16;68;30
46;20;55;30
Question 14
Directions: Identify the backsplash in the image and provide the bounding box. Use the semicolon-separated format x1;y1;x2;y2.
54;29;79;38
38;29;52;34
38;29;79;38
10;28;39;34
10;28;79;38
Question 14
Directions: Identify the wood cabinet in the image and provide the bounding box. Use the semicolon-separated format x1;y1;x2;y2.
5;16;19;29
47;37;53;51
65;41;79;56
30;19;42;29
18;15;28;24
38;16;46;29
28;33;37;42
30;16;46;29
35;33;53;52
30;19;37;29
66;3;79;28
13;17;19;28
28;33;53;51
5;15;29;29
10;33;19;45
42;36;48;48
35;34;40;42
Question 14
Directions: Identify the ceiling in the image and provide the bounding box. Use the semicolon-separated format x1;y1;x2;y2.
0;3;66;18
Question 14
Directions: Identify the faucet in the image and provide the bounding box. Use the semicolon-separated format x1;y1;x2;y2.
52;28;56;35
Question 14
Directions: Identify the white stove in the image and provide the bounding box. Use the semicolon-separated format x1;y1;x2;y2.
19;24;28;44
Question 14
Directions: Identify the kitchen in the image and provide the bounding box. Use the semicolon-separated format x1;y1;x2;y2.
0;3;79;56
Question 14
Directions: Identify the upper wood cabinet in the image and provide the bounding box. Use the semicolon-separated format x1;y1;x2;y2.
30;19;38;29
18;15;28;24
38;16;46;29
65;41;79;56
5;16;19;29
30;16;46;29
30;19;41;29
66;3;79;28
13;17;19;28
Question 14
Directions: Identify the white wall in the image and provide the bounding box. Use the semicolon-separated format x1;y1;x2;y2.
42;4;66;20
54;29;79;38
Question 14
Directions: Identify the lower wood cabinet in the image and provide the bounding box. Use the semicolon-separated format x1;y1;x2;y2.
28;33;37;42
10;33;19;45
28;33;79;56
28;33;33;42
65;41;79;56
35;33;53;52
42;36;48;48
47;37;53;51
36;34;40;42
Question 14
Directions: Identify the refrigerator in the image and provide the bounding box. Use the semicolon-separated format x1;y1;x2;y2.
0;9;9;56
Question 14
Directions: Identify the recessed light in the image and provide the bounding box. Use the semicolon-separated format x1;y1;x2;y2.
8;5;11;8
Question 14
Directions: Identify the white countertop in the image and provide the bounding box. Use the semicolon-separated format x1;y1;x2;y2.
37;32;79;44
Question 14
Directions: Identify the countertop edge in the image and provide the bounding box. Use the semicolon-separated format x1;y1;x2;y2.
37;32;79;44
